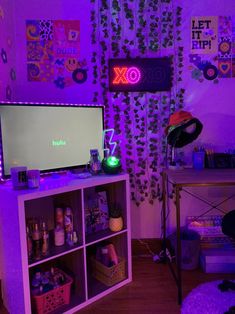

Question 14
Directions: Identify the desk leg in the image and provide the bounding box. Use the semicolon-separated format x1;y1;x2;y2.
162;172;167;257
175;185;182;305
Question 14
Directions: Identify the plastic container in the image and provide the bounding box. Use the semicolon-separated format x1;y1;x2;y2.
31;268;73;314
170;228;201;270
193;151;205;170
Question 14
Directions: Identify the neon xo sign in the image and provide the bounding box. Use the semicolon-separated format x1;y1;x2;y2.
113;67;141;85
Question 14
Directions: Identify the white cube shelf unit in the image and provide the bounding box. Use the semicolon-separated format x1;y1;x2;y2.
0;173;132;314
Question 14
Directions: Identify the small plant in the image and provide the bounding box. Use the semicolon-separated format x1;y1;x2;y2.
109;203;123;232
109;203;122;218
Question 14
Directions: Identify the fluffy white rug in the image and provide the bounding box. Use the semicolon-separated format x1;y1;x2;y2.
181;280;235;314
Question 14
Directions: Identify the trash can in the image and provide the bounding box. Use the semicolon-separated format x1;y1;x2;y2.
170;228;201;270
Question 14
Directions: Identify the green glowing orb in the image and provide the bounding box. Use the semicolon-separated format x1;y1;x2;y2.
107;156;120;167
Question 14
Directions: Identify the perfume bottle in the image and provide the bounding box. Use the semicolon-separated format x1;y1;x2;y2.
41;222;49;256
64;206;73;245
32;223;41;260
89;149;102;175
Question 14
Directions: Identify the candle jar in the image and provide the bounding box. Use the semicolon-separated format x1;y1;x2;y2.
11;166;27;189
27;169;40;188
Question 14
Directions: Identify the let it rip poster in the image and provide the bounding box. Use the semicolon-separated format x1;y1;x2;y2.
191;16;218;54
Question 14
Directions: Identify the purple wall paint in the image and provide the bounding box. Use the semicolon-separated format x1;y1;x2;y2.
13;0;95;104
133;0;235;239
181;0;235;158
0;0;17;281
1;0;235;242
0;0;16;101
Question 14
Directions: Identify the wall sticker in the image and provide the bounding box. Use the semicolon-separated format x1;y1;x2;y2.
189;15;235;82
191;16;218;54
26;20;87;88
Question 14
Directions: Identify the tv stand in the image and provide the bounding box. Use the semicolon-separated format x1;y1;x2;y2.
0;173;132;314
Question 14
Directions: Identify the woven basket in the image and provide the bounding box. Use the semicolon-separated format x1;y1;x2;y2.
32;269;73;314
91;256;126;286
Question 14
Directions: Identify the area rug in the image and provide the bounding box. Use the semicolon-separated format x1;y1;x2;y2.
181;280;235;314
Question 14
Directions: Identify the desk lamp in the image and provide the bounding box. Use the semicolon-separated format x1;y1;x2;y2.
165;110;203;167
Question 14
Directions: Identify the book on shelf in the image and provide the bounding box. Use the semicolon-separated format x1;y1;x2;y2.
85;190;109;234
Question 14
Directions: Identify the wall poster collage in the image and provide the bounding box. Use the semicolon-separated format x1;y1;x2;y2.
26;20;88;88
190;16;235;82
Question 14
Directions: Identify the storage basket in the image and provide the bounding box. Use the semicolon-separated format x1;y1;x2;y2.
91;256;126;286
31;269;73;314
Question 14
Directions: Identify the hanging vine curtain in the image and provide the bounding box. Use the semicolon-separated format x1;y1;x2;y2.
90;0;184;205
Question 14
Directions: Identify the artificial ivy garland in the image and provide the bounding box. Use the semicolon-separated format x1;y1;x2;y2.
90;0;184;206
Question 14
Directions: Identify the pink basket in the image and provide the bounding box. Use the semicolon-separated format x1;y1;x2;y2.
32;269;73;314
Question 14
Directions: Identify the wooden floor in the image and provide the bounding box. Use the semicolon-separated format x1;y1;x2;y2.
76;257;235;314
1;256;235;314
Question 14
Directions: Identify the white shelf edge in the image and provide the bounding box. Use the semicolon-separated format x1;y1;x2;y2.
85;229;128;247
28;245;84;268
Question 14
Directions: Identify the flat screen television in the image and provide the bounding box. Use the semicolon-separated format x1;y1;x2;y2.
0;103;104;178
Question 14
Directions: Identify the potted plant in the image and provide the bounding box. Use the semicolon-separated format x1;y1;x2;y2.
109;203;123;232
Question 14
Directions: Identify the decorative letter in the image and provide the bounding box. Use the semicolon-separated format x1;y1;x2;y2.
113;67;128;84
126;67;141;84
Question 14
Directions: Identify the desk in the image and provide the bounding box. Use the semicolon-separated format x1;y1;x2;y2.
161;169;235;304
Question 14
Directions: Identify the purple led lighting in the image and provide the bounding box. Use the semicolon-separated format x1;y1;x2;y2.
0;101;103;107
126;67;141;84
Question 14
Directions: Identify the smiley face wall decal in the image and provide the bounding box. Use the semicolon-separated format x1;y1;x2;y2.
65;57;78;72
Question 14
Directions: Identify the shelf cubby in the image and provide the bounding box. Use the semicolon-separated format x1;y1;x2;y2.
29;249;86;313
84;180;128;245
0;173;131;313
25;190;83;266
86;232;129;299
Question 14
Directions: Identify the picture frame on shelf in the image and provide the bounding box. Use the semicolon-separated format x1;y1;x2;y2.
85;189;109;234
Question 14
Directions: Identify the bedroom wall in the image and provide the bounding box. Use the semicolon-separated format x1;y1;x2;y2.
1;0;235;241
13;0;95;104
0;0;16;101
0;0;17;280
181;0;235;156
133;0;235;238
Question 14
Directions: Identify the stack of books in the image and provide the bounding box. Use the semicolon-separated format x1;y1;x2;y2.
186;215;235;273
186;215;235;249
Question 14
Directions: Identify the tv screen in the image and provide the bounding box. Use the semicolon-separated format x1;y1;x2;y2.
0;103;104;177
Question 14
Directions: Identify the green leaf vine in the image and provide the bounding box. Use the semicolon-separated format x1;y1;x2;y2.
90;0;184;206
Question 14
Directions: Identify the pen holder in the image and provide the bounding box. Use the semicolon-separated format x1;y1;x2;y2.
193;151;205;170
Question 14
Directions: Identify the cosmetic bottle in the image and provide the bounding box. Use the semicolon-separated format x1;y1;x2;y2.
66;231;74;246
55;206;64;229
41;222;49;256
107;243;118;266
73;231;78;244
31;271;42;296
32;223;41;260
64;207;73;234
101;247;109;266
54;226;65;246
64;206;73;244
26;226;33;260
